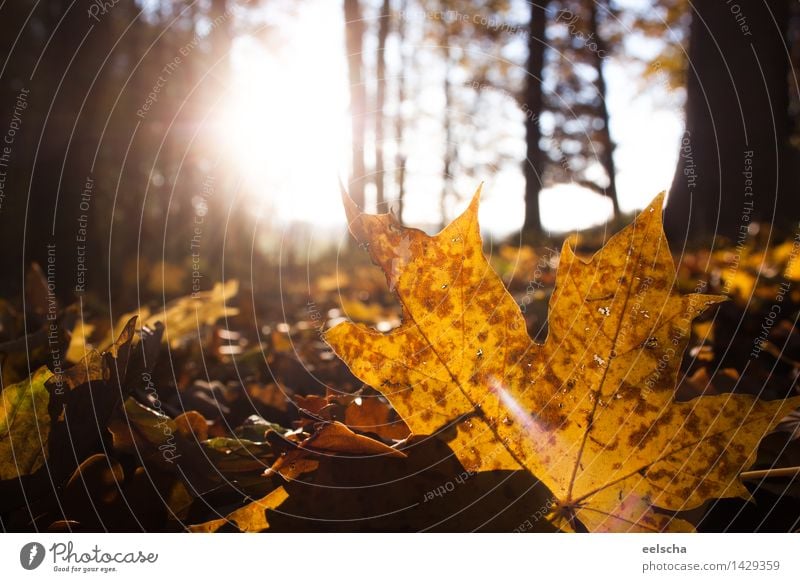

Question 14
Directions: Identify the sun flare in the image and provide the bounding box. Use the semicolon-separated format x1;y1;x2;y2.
218;11;350;226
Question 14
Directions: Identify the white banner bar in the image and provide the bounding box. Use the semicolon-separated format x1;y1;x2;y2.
1;533;798;581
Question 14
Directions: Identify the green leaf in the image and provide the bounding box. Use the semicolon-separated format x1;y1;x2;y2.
0;366;53;479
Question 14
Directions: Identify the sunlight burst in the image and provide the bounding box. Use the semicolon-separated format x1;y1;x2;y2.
218;16;349;226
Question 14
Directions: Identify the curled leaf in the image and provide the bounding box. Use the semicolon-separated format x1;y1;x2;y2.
266;421;406;480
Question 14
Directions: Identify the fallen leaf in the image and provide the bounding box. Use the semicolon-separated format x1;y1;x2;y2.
344;396;411;441
154;280;239;348
247;382;291;412
266;420;406;480
65;318;97;364
326;188;800;532
294;394;329;416
110;398;178;456
202;436;274;473
24;263;50;320
188;486;289;532
297;420;406;457
50;316;137;394
62;454;125;527
341;297;400;328
174;410;209;441
101;280;239;350
0;366;52;479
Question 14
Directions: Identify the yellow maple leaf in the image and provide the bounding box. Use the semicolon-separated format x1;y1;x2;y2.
325;187;800;532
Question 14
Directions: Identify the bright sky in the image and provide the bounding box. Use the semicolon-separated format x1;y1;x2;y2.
219;0;683;237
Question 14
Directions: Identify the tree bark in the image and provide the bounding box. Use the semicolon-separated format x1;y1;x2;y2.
375;0;390;210
395;0;408;223
588;0;620;217
665;0;797;242
344;0;367;209
442;48;455;230
523;0;550;236
210;0;231;78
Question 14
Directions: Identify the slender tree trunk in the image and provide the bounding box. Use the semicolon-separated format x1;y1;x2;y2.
210;0;230;78
375;0;390;211
523;0;550;236
344;0;367;209
394;0;408;223
665;0;796;242
588;0;619;217
442;48;455;230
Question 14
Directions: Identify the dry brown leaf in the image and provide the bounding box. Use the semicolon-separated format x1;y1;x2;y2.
299;420;406;457
174;410;209;442
344;396;411;441
266;420;406;480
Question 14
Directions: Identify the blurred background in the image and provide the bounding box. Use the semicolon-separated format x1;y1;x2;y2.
0;0;799;307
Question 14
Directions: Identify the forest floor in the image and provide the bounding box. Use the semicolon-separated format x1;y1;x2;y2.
1;236;799;532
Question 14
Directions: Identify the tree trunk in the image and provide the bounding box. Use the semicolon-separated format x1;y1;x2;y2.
375;0;390;210
344;0;367;209
589;0;620;217
665;0;797;242
394;0;408;223
210;0;231;78
442;48;455;230
523;0;550;236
